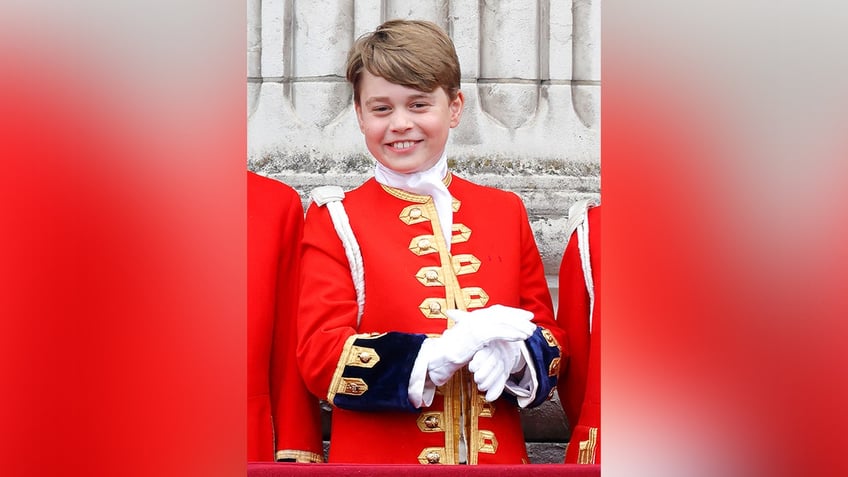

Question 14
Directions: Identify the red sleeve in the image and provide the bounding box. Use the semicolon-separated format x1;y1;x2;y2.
516;193;564;345
516;193;567;403
297;198;372;401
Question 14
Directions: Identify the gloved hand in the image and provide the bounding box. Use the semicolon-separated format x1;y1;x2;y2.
469;340;526;402
423;305;536;386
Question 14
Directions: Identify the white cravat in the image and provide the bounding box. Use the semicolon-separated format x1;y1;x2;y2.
374;152;454;250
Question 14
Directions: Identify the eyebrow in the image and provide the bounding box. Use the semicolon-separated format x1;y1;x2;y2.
363;93;433;107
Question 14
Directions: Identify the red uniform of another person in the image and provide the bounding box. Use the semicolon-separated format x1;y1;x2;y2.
557;203;601;464
297;174;565;464
247;171;323;462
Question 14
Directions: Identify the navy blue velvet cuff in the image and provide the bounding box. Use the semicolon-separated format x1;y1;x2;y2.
330;332;428;412
522;327;562;408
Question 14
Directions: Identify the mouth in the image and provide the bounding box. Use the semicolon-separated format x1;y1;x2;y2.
386;140;421;151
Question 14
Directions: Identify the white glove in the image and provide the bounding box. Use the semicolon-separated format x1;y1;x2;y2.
442;305;536;345
425;305;536;386
469;340;526;402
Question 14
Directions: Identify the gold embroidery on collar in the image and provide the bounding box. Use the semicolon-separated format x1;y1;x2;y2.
345;345;380;368
451;224;471;243
418;298;448;319
452;254;481;275
409;234;438;255
381;186;430;203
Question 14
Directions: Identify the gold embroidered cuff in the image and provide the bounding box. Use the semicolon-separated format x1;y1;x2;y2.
541;328;560;348
327;334;370;403
548;356;561;377
336;377;367;396
345;345;380;368
540;327;564;358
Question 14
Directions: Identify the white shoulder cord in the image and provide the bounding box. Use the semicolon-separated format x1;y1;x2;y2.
564;199;597;332
311;186;365;327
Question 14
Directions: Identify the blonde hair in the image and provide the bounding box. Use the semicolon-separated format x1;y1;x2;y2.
345;19;461;104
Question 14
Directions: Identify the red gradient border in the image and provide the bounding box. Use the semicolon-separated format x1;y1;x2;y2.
1;3;246;477
4;2;848;477
603;2;848;477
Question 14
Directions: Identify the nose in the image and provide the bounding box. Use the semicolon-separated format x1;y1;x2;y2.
389;110;413;133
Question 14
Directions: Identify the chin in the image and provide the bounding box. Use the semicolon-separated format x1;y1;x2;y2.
381;159;423;175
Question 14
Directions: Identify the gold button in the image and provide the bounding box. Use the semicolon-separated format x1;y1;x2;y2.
424;415;440;429
409;208;422;219
345;383;359;393
426;451;440;464
425;270;438;282
428;302;441;314
417;238;431;250
358;352;371;363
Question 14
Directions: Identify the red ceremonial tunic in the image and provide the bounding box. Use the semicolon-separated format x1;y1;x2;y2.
297;173;565;465
247;171;323;463
557;204;601;464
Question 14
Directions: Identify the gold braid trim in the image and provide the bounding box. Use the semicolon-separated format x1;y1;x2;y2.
275;449;325;463
577;427;599;464
326;333;372;404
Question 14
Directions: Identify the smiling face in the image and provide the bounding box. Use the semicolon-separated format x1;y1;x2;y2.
355;71;464;174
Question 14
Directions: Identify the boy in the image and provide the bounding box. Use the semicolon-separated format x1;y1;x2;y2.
296;20;565;464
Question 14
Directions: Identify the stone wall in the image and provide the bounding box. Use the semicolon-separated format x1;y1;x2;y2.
247;0;601;463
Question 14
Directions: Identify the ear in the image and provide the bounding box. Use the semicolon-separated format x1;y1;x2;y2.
354;102;366;133
448;91;464;128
